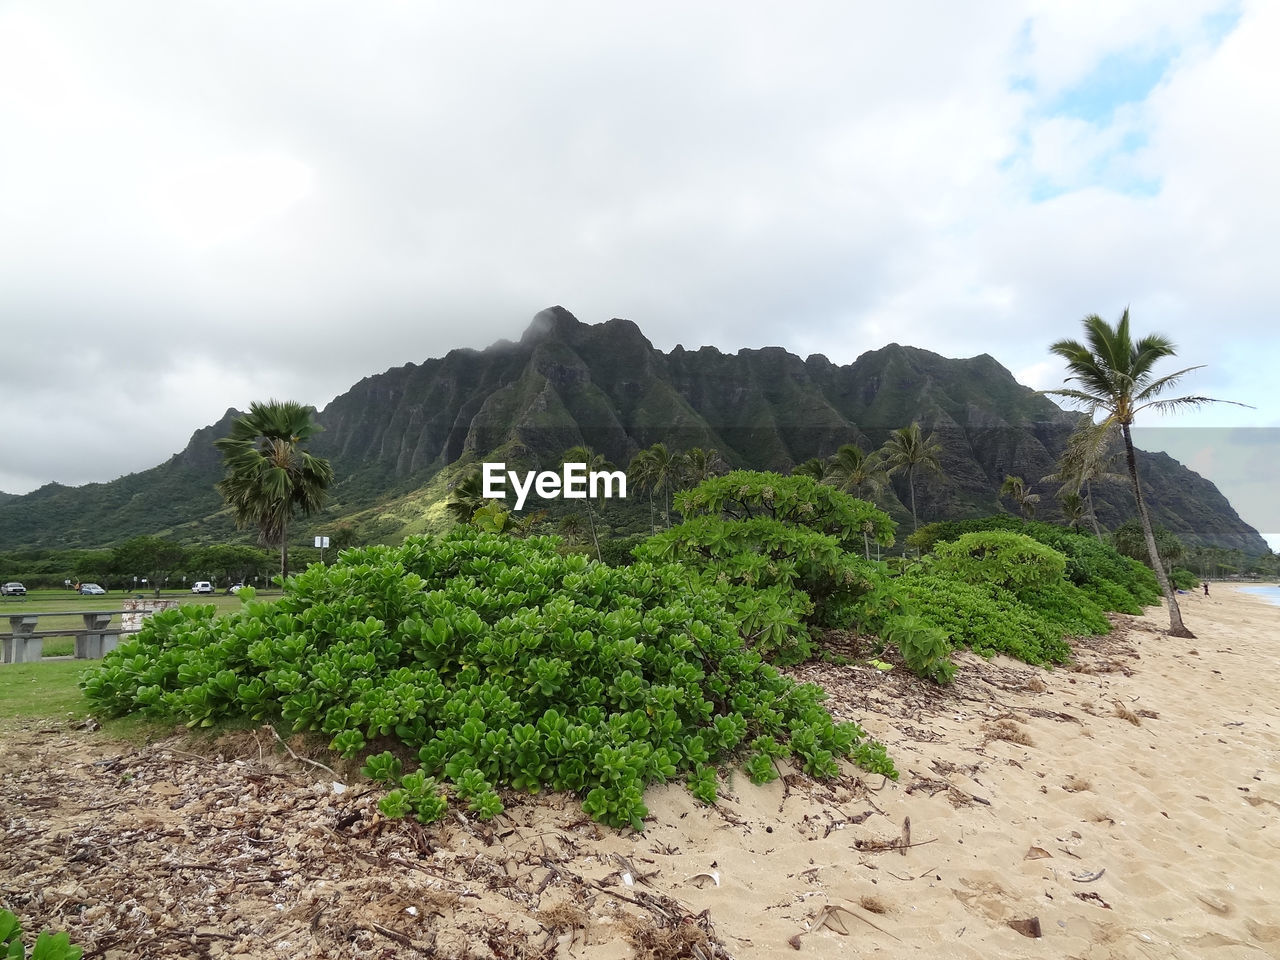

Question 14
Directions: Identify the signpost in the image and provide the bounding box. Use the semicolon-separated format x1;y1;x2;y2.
315;535;330;564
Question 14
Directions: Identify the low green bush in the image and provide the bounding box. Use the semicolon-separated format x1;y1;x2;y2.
1170;567;1199;591
894;573;1074;665
931;530;1066;594
636;472;893;663
83;529;896;831
911;516;1159;610
596;534;646;567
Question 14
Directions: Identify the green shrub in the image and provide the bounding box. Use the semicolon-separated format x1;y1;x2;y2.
83;528;896;831
932;531;1066;594
912;516;1158;610
673;471;896;554
882;614;956;684
894;573;1073;665
636;514;881;662
636;472;894;663
1170;567;1199;591
596;534;646;567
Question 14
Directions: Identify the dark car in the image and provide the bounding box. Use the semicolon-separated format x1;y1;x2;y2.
1;582;26;596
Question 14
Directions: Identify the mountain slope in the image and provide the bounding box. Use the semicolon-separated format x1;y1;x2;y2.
0;307;1268;554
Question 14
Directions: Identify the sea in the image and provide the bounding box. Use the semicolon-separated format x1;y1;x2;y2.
1236;585;1280;607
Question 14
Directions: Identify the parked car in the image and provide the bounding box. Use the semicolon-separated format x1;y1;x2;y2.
1;581;26;596
79;583;107;595
192;581;214;594
227;583;245;595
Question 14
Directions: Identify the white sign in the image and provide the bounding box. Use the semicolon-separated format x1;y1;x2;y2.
315;536;330;548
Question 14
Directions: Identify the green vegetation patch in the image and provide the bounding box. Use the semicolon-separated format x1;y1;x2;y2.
0;661;95;721
911;516;1159;611
82;528;896;831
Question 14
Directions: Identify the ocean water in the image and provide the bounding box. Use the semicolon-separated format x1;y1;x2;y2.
1236;585;1280;607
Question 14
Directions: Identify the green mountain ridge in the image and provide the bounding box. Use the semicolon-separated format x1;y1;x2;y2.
0;307;1269;555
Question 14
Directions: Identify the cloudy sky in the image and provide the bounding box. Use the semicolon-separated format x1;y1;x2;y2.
2;1;1277;549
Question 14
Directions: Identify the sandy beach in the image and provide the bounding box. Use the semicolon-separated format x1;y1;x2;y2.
2;586;1278;958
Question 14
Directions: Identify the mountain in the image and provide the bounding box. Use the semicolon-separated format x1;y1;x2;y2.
0;307;1269;555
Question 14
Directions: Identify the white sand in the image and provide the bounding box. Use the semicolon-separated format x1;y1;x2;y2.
597;585;1280;958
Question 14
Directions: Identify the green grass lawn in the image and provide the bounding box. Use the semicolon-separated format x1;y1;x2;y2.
0;660;97;720
0;659;182;743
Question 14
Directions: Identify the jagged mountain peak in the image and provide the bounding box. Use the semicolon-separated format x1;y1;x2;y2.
0;309;1268;555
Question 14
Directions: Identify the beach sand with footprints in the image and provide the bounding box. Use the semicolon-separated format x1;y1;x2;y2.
2;586;1277;958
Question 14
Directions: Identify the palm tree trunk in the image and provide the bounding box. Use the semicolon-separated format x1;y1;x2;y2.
1121;424;1193;638
908;467;918;532
280;515;288;582
585;503;601;562
1085;481;1103;541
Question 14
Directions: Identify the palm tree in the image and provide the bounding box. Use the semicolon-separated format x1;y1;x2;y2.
826;443;889;559
628;448;660;533
1043;308;1248;639
1057;490;1087;530
214;400;334;581
679;447;723;488
1042;417;1125;541
562;445;614;560
1000;475;1041;518
879;422;943;532
635;442;679;528
445;468;488;524
792;457;832;482
826;443;887;502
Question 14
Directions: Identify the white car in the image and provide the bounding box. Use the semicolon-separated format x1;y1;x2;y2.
79;583;107;595
192;581;215;594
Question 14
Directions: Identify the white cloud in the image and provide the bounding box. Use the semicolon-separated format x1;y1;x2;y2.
0;0;1275;546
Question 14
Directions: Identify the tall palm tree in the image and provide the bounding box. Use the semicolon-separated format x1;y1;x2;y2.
214;400;334;581
1057;490;1087;531
879;422;943;532
679;447;723;488
628;448;660;533
826;443;887;502
1042;417;1125;541
1000;475;1041;518
636;442;678;528
562;445;614;560
1043;308;1248;639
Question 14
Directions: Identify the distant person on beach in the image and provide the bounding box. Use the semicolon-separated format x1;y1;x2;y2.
1204;580;1210;596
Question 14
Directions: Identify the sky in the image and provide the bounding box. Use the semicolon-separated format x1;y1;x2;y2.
2;1;1277;551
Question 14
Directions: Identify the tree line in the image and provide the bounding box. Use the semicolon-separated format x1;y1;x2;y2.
0;539;275;592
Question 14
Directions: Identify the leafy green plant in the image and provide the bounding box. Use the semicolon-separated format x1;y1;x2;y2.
931;530;1066;595
894;573;1074;665
882;615;956;685
910;515;1159;610
688;763;718;805
0;910;83;960
83;528;895;831
636;471;894;662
